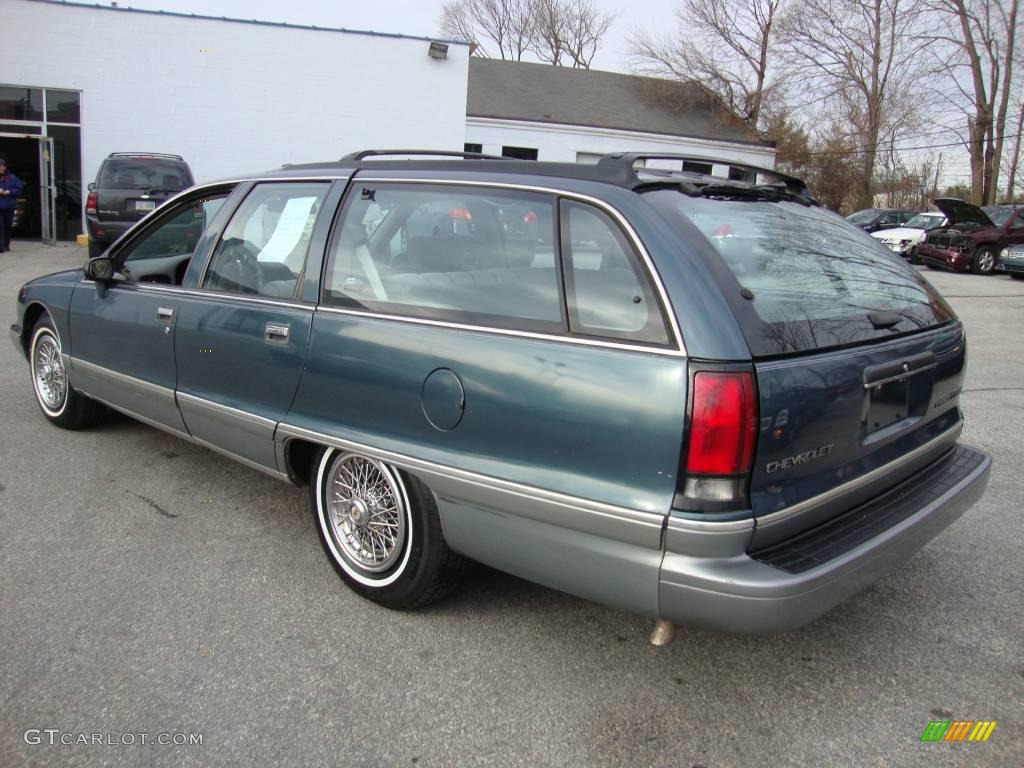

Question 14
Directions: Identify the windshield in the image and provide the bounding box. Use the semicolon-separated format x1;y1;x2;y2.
982;206;1016;226
845;209;881;224
99;158;191;190
904;214;945;230
646;190;956;357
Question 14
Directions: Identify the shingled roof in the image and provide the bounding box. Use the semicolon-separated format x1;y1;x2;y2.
467;58;766;146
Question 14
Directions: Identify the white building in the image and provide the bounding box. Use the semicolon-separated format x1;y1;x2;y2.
464;59;775;169
3;0;469;240
4;0;773;244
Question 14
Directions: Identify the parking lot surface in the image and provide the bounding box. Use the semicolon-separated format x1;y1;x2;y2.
1;242;1021;767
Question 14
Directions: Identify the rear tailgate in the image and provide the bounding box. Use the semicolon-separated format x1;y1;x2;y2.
644;190;966;546
749;323;964;548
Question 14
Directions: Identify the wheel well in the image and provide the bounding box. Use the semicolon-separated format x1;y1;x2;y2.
283;438;321;486
21;303;48;354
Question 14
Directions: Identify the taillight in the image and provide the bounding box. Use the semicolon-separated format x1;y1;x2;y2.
679;370;757;511
86;192;97;215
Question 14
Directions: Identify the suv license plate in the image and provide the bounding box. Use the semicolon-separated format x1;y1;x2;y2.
135;200;156;211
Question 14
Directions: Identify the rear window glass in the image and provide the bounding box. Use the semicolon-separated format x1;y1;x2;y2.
646;190;956;357
99;158;191;190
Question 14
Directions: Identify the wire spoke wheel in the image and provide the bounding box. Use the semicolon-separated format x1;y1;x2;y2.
326;454;407;574
32;331;67;413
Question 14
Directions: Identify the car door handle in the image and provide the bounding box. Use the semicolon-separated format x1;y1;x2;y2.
264;322;290;343
156;306;175;323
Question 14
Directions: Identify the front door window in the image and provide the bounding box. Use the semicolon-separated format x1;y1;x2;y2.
115;193;229;285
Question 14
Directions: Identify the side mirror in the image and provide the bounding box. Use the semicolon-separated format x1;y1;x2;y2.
85;256;115;282
87;182;95;191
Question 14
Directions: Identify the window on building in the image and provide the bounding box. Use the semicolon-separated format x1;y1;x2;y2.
324;183;563;332
0;86;43;121
502;146;538;161
204;183;329;298
464;143;483;154
45;90;80;124
682;161;713;175
560;201;670;345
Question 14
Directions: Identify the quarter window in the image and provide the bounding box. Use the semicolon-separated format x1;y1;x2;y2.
204;183;328;299
323;184;564;332
560;201;670;345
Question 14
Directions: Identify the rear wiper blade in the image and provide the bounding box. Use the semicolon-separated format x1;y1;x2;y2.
867;310;905;329
698;183;814;205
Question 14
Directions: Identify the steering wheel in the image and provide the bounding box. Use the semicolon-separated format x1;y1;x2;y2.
217;238;263;294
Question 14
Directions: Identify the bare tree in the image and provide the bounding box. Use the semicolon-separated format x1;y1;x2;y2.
926;0;1019;204
531;0;615;68
783;0;929;209
439;0;535;60
531;0;569;64
559;0;616;68
630;0;784;129
1005;100;1024;200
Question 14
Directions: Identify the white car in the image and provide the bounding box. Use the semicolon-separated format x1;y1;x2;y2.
871;211;947;262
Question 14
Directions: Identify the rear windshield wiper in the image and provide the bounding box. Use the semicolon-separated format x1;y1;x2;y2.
696;183;816;206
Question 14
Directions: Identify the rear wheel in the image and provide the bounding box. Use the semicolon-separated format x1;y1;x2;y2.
909;247;922;265
970;246;996;275
87;239;106;259
310;448;467;609
29;314;105;429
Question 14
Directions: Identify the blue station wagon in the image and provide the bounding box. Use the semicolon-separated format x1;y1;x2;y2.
10;151;992;640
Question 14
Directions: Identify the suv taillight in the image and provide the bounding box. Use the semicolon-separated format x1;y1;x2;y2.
86;192;97;215
678;370;757;511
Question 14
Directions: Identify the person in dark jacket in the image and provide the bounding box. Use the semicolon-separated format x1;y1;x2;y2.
0;156;24;252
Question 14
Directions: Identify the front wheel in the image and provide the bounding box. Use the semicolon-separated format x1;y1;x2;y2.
311;448;468;609
970;246;996;275
29;314;105;429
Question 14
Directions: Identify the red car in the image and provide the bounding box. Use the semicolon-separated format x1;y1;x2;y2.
917;199;1024;274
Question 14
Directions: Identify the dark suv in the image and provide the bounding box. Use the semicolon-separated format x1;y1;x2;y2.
85;153;194;258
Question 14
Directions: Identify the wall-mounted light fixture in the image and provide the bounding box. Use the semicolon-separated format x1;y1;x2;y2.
428;42;449;60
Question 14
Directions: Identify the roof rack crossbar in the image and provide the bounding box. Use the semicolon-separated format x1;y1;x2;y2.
108;152;185;160
597;153;810;196
341;149;510;162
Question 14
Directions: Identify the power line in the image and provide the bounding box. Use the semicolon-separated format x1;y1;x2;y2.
791;129;1024;158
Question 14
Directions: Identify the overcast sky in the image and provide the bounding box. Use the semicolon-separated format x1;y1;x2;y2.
105;0;676;73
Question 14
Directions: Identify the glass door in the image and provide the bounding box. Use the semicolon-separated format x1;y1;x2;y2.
38;136;56;242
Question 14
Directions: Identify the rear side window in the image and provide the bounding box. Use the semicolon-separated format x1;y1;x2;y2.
646;190;956;356
561;201;670;345
323;184;564;333
99;158;191;190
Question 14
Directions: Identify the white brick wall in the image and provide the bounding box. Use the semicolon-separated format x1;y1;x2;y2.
5;0;469;184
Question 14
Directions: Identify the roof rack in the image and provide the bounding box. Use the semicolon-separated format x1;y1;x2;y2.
108;152;184;160
341;149;510;162
597;153;810;197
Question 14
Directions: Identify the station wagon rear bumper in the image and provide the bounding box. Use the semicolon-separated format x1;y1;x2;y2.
658;444;991;634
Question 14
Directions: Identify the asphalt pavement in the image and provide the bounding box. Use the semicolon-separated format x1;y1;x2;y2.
0;241;1021;767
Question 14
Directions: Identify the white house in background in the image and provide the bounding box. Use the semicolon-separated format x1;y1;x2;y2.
464;58;775;169
3;0;469;241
